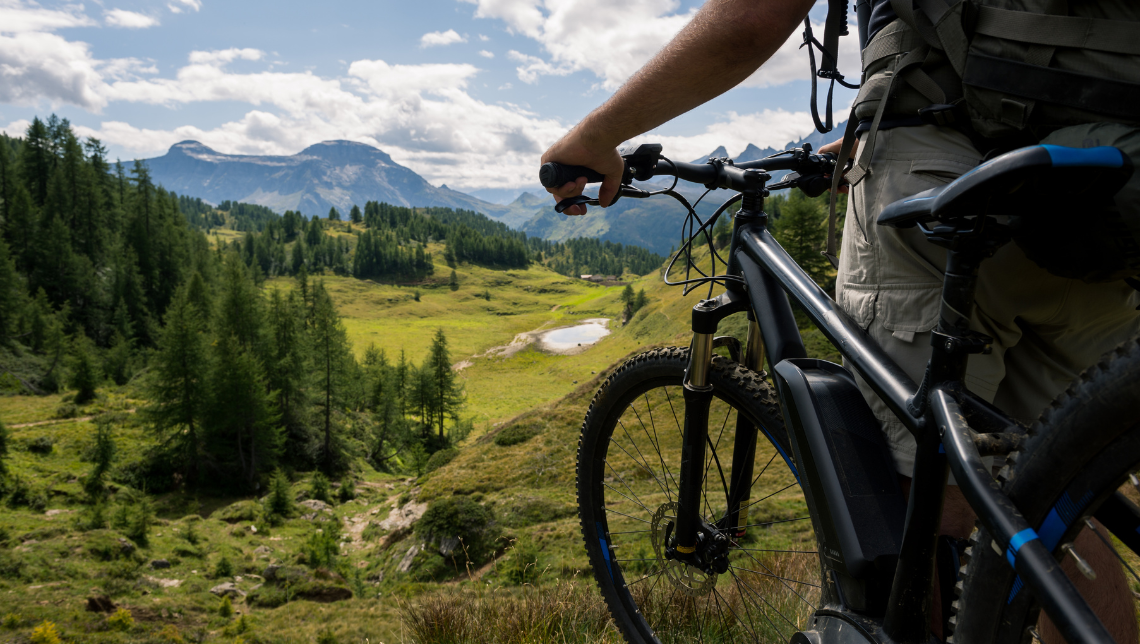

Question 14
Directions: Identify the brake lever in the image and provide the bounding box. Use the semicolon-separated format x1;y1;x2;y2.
554;184;649;213
555;195;597;214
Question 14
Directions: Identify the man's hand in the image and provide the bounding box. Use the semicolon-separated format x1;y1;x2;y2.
540;133;624;216
819;137;860;194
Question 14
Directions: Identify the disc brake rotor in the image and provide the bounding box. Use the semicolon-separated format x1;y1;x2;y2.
650;502;717;597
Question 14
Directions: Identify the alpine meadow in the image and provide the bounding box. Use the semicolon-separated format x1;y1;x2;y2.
0;112;865;644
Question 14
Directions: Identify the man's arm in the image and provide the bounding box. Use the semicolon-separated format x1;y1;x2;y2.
541;0;816;215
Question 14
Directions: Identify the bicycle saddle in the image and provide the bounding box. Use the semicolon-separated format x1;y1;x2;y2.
878;145;1132;228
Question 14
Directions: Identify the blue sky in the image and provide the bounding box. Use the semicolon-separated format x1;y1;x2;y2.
0;0;858;194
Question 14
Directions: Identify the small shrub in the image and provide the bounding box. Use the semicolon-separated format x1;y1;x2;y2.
214;500;260;523
2;613;20;629
106;560;140;580
157;624;185;643
494;424;540;447
413;290;422;302
30;621;61;644
76;500;108;531
28;436;53;454
179;521;200;545
218;594;234;618
263;469;295;523
316;628;339;644
501;538;541;585
301;523;341;569
214;554;234;579
309;472;331;505
106;608;135;632
222;614;250;636
361;523;385;542
416;496;498;566
424;448;458;473
336;476;355;503
6;476;47;511
53;403;78;420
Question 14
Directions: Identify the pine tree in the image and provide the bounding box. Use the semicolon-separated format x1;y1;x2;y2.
449;269;459;292
772;190;830;288
206;332;281;489
266;288;313;465
83;417;116;499
349;204;362;224
0;237;21;344
328;207;340;222
423;328;462;441
69;335;102;404
309;282;352;473
145;283;209;486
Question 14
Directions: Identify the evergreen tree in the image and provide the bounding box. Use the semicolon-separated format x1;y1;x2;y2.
20;117;53;207
449;269;459;292
772;190;830;288
69;336;102;404
206;332;281;489
0;237;21;344
266;288;313;466
349;204;362;224
145;283;209;487
309;282;352;473
423;328;463;441
83;417;116;499
328;206;340;222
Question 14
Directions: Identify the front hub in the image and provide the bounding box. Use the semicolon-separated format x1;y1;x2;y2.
650;502;731;596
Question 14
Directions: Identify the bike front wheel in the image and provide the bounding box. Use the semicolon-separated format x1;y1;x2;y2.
577;346;820;644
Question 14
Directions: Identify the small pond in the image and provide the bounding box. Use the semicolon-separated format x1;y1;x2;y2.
541;321;611;351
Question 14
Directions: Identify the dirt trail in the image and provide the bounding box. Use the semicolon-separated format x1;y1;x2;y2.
9;409;135;429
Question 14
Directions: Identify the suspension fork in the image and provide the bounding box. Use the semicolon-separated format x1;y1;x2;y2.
676;291;751;551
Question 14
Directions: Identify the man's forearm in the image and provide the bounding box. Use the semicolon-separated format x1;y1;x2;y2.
575;0;816;150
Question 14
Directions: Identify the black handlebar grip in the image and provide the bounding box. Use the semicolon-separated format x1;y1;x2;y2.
539;163;606;188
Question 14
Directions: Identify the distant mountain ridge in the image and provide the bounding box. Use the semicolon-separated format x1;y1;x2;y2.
143;140;537;227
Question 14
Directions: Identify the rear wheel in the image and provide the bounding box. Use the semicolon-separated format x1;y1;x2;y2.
577;347;820;643
951;336;1140;643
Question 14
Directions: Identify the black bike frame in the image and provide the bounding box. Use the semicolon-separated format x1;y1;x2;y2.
674;200;1117;642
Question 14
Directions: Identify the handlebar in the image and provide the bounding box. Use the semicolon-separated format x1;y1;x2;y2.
538;146;837;197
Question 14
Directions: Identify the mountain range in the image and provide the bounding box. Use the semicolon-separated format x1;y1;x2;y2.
143;123;841;255
144;140;540;227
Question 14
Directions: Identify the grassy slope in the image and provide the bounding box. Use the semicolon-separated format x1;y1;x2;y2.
6;229;1135;644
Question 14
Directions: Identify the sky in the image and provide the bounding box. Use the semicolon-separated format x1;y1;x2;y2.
0;0;860;196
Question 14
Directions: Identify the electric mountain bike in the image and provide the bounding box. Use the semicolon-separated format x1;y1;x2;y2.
540;141;1140;643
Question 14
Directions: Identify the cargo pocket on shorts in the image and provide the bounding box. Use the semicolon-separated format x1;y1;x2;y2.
837;283;878;330
909;159;975;187
876;285;942;342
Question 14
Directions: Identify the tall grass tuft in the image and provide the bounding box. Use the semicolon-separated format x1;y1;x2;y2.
401;581;616;644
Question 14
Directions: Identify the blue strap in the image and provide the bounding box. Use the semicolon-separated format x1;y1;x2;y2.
1005;528;1039;567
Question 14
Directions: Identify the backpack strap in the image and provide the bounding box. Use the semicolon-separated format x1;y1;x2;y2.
973;7;1140;56
824;45;932;264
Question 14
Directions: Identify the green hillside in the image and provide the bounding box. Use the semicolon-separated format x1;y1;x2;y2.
0;115;859;644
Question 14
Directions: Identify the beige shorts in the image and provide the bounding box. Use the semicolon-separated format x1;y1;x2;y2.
835;124;1140;478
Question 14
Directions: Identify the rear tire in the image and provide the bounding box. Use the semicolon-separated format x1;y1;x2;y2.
951;336;1140;643
577;347;820;643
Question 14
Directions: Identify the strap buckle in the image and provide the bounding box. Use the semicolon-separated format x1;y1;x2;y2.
918;103;967;127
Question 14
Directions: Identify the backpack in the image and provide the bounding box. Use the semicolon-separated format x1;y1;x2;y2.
821;0;1140;281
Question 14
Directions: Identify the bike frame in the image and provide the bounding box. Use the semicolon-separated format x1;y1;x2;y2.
674;186;1117;642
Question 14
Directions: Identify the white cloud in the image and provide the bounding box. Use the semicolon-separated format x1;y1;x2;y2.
0;1;95;33
478;50;494;59
167;0;201;13
634;109;817;164
507;50;571;84
187;48;263;65
105;9;159;29
419;29;466;48
478;34;489;41
461;0;859;91
0;32;107;109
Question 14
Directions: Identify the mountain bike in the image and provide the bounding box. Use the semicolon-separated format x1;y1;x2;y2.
540;142;1140;643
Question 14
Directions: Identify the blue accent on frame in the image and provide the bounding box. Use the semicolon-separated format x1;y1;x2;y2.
1010;489;1096;603
938;443;945;454
1005;528;1039;567
1041;145;1125;168
758;425;799;484
1008;576;1024;604
597;523;614;580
